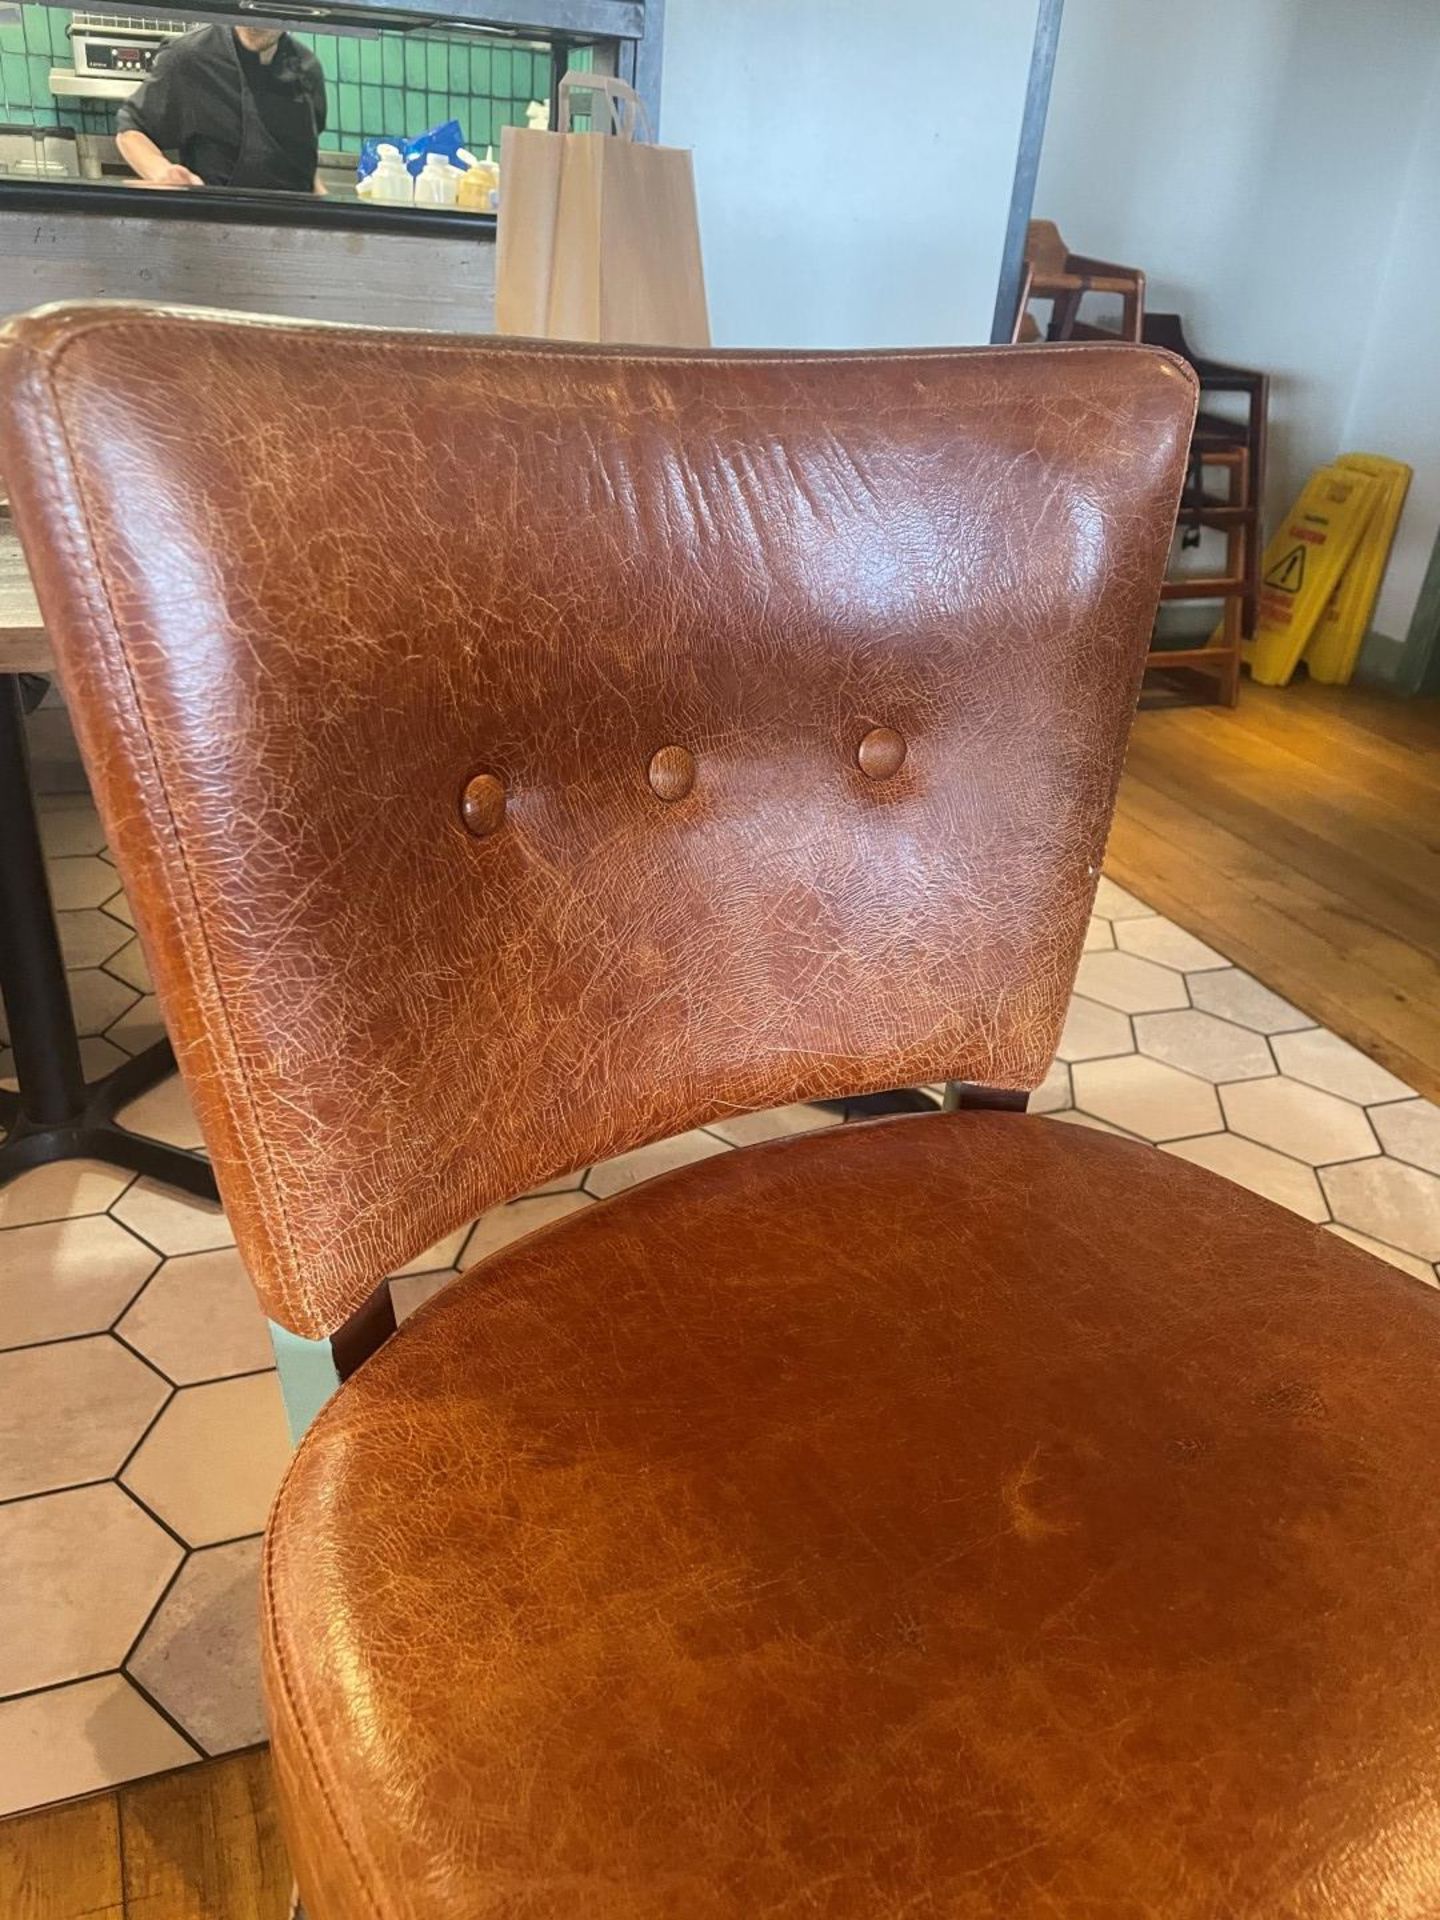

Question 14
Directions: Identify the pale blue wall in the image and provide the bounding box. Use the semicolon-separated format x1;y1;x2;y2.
1037;0;1440;662
660;0;1038;349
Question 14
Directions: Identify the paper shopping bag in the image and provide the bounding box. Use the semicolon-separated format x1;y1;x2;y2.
496;73;709;348
493;124;565;338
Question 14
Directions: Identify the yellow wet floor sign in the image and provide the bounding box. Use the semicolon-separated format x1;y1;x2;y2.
1244;455;1411;687
1246;466;1381;685
1305;454;1411;684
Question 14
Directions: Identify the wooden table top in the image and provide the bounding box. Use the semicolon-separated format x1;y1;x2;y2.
0;526;53;674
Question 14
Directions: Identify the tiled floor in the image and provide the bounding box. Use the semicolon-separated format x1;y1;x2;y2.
2;797;1438;1819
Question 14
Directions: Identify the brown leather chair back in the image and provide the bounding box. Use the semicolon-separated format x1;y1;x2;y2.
0;306;1194;1335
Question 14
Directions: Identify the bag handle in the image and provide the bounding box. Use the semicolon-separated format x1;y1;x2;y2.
557;71;653;142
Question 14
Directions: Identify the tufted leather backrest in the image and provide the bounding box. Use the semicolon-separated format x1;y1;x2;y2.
0;305;1194;1336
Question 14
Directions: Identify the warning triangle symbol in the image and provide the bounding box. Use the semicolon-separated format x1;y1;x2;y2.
1265;545;1306;594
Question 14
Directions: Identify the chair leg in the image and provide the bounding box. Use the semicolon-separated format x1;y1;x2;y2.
1047;290;1082;341
268;1322;344;1444
943;1082;1030;1112
1010;264;1035;344
1124;271;1146;342
1217;586;1243;708
268;1281;397;1441
1221;458;1246;707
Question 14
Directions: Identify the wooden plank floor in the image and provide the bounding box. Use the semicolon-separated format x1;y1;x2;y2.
0;1751;290;1920
2;677;1437;1920
1111;677;1440;1103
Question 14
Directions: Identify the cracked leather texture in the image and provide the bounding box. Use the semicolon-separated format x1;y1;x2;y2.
0;304;1194;1336
5;306;1438;1919
264;1114;1440;1920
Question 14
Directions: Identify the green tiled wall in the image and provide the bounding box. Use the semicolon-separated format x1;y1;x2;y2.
308;30;559;154
1;3;113;139
0;6;586;158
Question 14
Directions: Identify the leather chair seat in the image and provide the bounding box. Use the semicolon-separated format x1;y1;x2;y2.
264;1113;1440;1919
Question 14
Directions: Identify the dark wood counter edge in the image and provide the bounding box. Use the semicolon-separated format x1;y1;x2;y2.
0;178;496;242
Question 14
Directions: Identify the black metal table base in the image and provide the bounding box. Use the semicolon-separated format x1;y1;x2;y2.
0;1036;218;1199
0;671;218;1203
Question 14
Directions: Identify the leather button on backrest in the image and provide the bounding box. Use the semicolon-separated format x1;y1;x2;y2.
648;745;696;802
460;772;506;837
857;726;906;781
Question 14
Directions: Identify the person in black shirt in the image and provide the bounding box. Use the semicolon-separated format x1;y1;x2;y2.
116;24;327;194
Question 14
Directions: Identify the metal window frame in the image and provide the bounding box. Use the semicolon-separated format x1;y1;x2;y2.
25;0;661;120
24;0;1060;328
990;0;1065;344
417;0;660;121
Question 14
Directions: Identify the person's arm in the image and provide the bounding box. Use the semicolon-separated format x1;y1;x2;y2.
308;63;328;193
115;44;203;186
116;127;203;187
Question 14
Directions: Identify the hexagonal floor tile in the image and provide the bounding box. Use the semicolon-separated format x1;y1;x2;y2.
449;1191;595;1289
128;1536;264;1755
390;1270;459;1323
1114;917;1229;972
105;938;154;994
1321;1159;1440;1263
1043;1109;1137;1139
118;1247;273;1385
121;1371;290;1545
103;887;136;930
46;855;120;911
1165;1133;1327;1222
113;1178;232;1256
1073;951;1189;1016
1187;969;1315;1035
37;801;106;859
1270;1028;1415;1106
1221;1078;1378;1167
115;1075;202;1152
1054;995;1134;1064
105;994;167;1058
68;967;140;1038
57;908;130;970
1133;1010;1274;1084
76;1036;132;1083
0;1675;195;1817
1081;916;1114;952
705;1103;844;1147
584;1128;733;1200
0;1157;133;1230
1325;1225;1437;1287
1028;1058;1071;1115
1070;1057;1221;1142
0;1337;168;1501
1092;877;1154;920
0;1212;158;1350
388;1226;471;1279
0;1483;182;1695
1369;1099;1440;1177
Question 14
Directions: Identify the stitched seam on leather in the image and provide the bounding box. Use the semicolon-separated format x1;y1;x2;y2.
22;317;1197;1337
30;347;307;1324
30;308;1198;389
261;1491;389;1920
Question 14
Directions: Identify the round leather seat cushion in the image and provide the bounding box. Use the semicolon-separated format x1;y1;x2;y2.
263;1112;1440;1920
